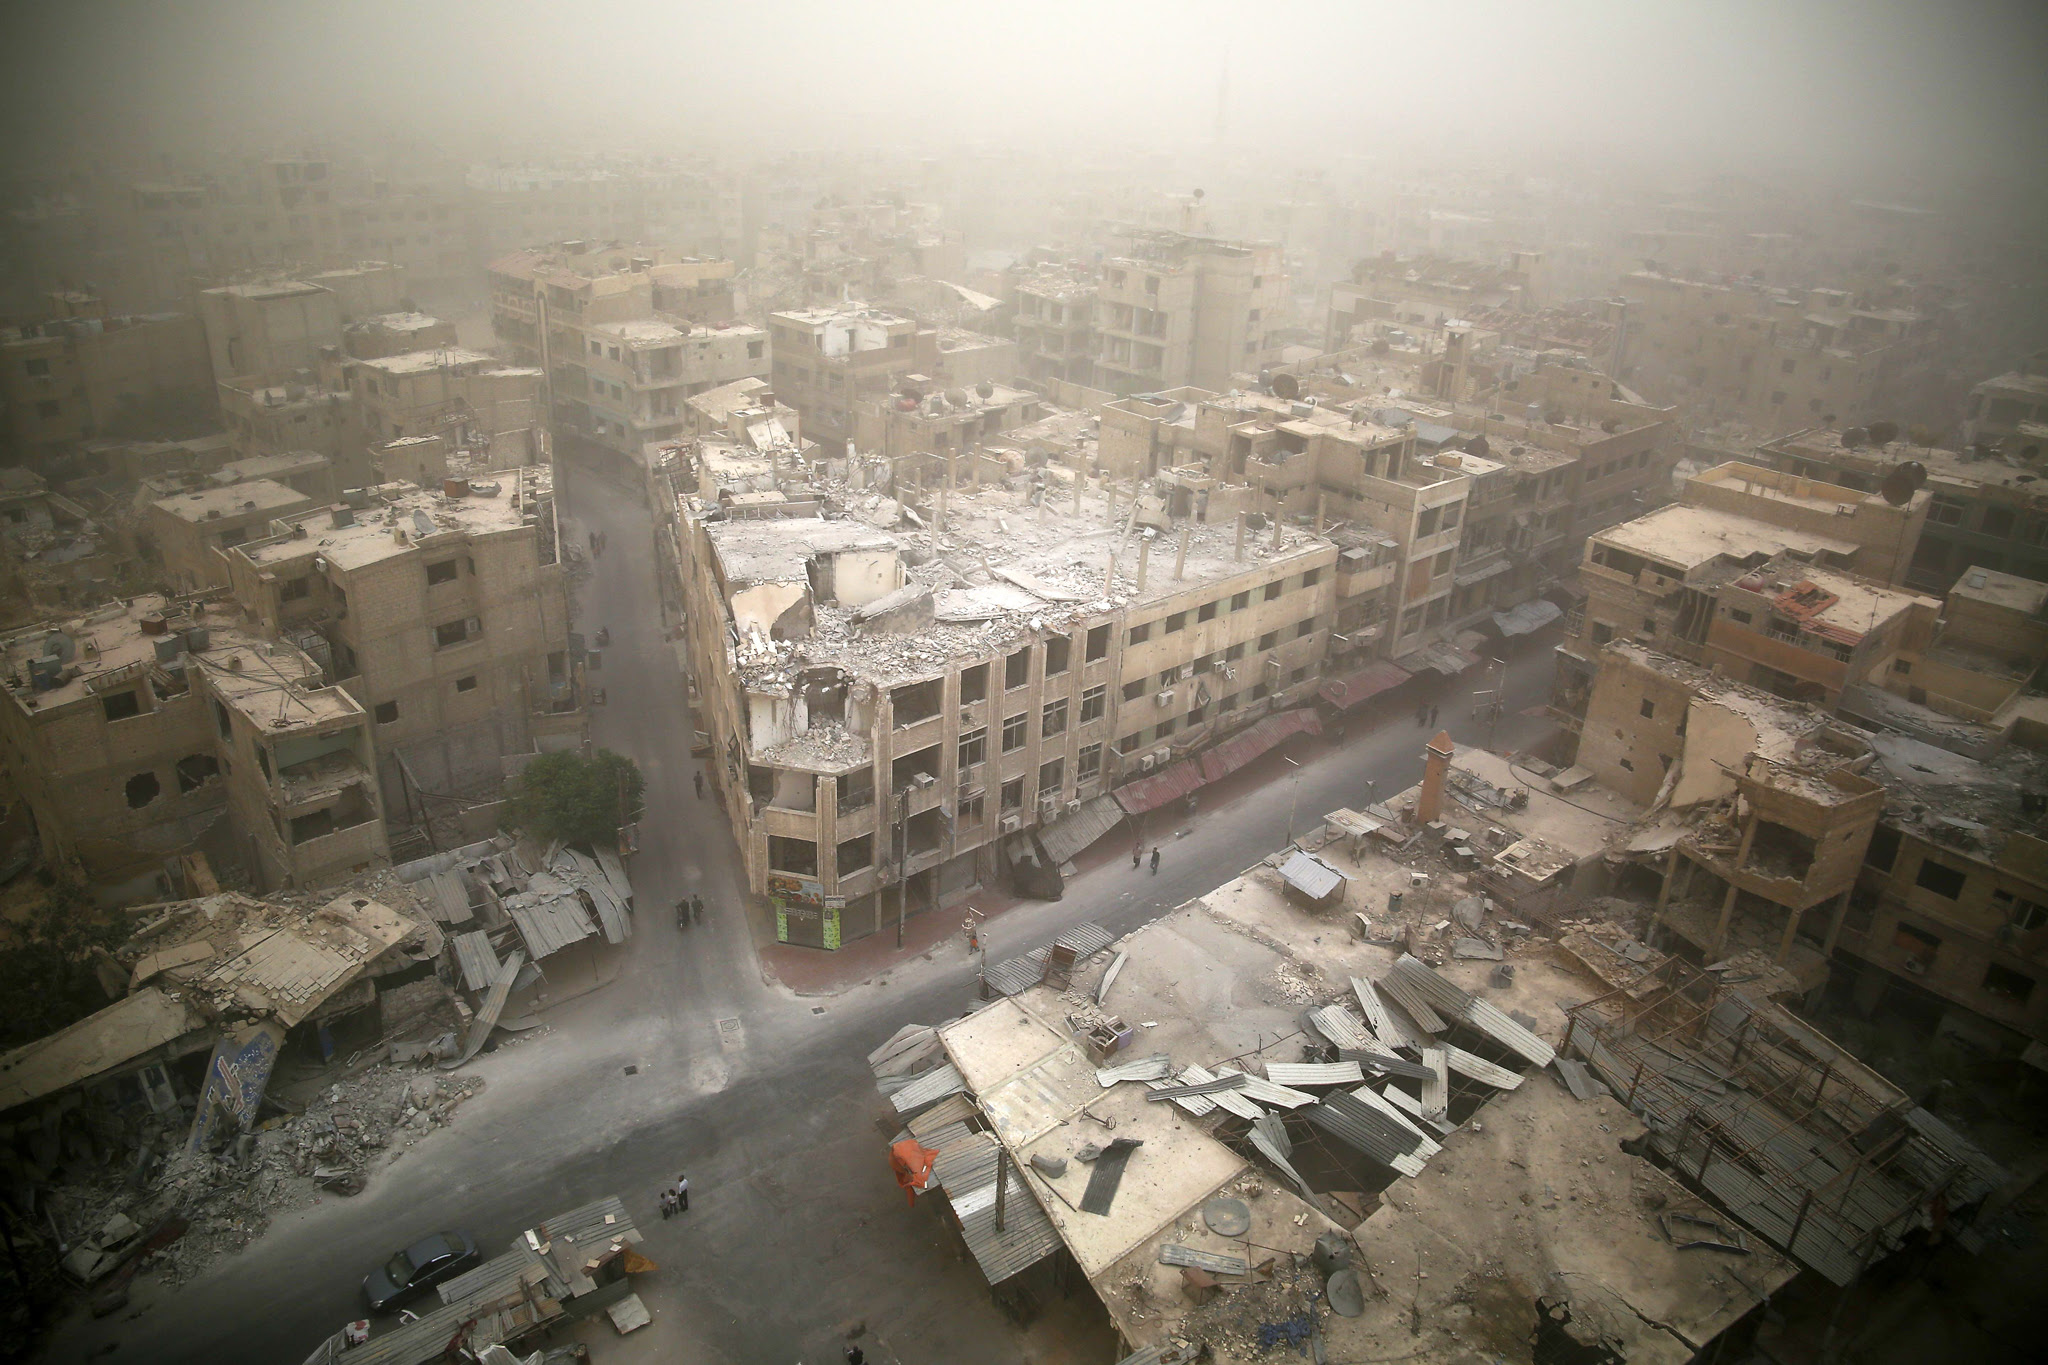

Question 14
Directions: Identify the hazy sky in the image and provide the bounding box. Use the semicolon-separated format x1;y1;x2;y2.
2;0;2044;186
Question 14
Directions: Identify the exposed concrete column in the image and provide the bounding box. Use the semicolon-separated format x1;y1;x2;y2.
1711;881;1739;955
1648;846;1680;944
1234;511;1245;561
1136;534;1151;593
1174;526;1190;581
1417;730;1454;825
1821;887;1853;958
1773;897;1803;964
1315;493;1327;535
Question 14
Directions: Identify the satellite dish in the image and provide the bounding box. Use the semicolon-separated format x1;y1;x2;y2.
975;379;994;401
944;388;970;408
1270;372;1301;401
1841;427;1868;449
1879;461;1927;507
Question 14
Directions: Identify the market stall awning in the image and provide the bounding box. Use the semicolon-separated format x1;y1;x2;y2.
1491;599;1563;637
1318;661;1412;711
1036;794;1127;864
1453;557;1515;589
1402;640;1481;676
1278;849;1349;900
1111;758;1206;815
1198;707;1323;782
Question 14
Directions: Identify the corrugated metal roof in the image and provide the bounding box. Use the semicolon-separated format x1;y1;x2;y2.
1347;1083;1442;1157
1318;661;1412;710
451;929;501;993
1384;954;1555;1066
445;948;524;1070
1197;707;1322;783
505;893;597;959
1900;1107;2008;1205
1301;1091;1426;1177
1307;1004;1374;1051
1249;1114;1314;1200
1096;1053;1174;1086
933;1133;1062;1284
1350;977;1409;1048
1492;598;1562;636
1220;1068;1316;1108
425;868;474;923
891;1062;965;1115
1265;1061;1366;1088
1112;757;1205;815
1372;969;1448;1034
1036;794;1127;865
981;923;1113;996
1420;1048;1449;1119
906;1093;977;1138
1278;849;1347;900
1443;1044;1523;1089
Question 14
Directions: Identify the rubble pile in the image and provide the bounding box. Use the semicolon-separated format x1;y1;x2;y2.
42;1062;484;1289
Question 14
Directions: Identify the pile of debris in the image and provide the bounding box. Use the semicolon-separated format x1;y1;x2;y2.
40;1060;485;1291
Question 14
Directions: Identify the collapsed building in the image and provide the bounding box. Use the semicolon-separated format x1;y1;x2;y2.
868;805;2002;1363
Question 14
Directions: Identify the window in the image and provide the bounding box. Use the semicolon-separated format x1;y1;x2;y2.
1893;922;1940;966
1077;744;1102;781
1591;622;1614;645
1198;600;1218;622
101;689;142;722
748;340;764;360
1258;630;1278;651
279;577;311;602
957;793;984;825
1039;758;1064;794
1080;685;1105;724
1085;624;1110;662
374;701;399;724
1300;568;1321;588
959;728;986;768
1915;857;1967;899
1893;659;1912;675
1231;591;1250;611
1165;612;1186;634
1001;778;1024;810
1983;963;2035;1003
125;771;161;807
435;618;478;648
1005;648;1031;689
1158;667;1180;688
1640;698;1656;719
175;754;219;793
1042;698;1068;737
1118;733;1140;754
24;358;49;377
1002;714;1027;751
1729;608;1752;625
1264;582;1284;601
426;559;459;586
1928;496;1965;527
1127;621;1152;645
1188;702;1207;723
1123;679;1145;701
1043;635;1072;676
1770;390;1787;405
1156;716;1178;738
837;835;872;876
1193;653;1214;674
960;662;988;703
456;675;478;692
1217;692;1239;712
768;836;817;875
1252;682;1269;700
1983;506;2017;538
1994;889;2048;932
1296;617;1317;639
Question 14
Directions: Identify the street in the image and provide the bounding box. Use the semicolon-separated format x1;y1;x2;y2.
36;462;1564;1365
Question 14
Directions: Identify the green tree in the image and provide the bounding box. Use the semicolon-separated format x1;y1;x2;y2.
0;872;123;1051
507;748;644;848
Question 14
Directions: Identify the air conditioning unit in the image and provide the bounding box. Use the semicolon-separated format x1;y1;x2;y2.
909;771;936;790
1038;793;1060;817
1139;753;1157;771
1066;799;1083;814
999;813;1023;833
1218;664;1236;680
1150;748;1170;767
1264;658;1284;683
1179;663;1195;680
1155;688;1175;707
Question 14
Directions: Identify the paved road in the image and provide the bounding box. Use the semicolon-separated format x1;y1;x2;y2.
38;462;1563;1365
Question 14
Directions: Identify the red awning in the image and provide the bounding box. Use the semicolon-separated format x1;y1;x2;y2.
1198;708;1323;783
1317;661;1412;711
1112;758;1206;815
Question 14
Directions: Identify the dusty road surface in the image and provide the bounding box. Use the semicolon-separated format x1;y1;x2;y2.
37;457;1564;1365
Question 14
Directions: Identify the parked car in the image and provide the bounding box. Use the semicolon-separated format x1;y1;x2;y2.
361;1230;482;1312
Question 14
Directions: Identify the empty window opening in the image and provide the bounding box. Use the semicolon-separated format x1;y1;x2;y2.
1044;636;1071;675
768;836;818;876
1915;858;1967;899
1005;649;1031;689
125;771;161;808
837;835;873;876
891;677;943;728
175;754;220;793
1085;624;1111;662
102;690;142;722
959;662;989;703
1745;820;1816;881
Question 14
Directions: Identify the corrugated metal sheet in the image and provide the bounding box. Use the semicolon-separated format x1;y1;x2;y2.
933;1133;1062;1284
1384;954;1555;1066
1372;969;1448;1034
907;1093;977;1138
1036;794;1127;865
593;848;633;905
981;923;1113;996
1318;661;1412;710
438;1195;640;1305
1350;977;1406;1048
1197;707;1322;783
1265;1061;1366;1088
1492;598;1562;637
1901;1107;2008;1206
1151;1063;1266;1120
1112;758;1205;815
1217;1066;1315;1109
444;949;525;1070
1466;999;1556;1068
1420;1047;1449;1120
425;868;474;923
1097;1053;1174;1087
451;930;501;993
1145;1074;1248;1101
1159;1244;1249;1274
891;1062;965;1115
505;893;597;959
1443;1044;1523;1090
1307;1004;1374;1051
1278;849;1347;900
340;1282;558;1365
1347;1083;1442;1157
1302;1091;1426;1177
1249;1114;1315;1200
870;1025;943;1078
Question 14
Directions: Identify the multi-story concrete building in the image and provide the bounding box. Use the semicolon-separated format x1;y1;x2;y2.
487;242;756;456
675;463;1341;946
342;311;458;360
1093;231;1288;394
148;479;322;592
1757;427;2048;592
342;348;548;472
1008;262;1097;388
1;304;214;460
215;371;365;481
224;469;579;832
767;305;938;455
0;595;388;895
1962;366;2048;451
851;381;1045;483
196;279;343;383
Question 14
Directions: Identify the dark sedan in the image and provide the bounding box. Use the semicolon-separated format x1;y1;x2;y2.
361;1230;482;1313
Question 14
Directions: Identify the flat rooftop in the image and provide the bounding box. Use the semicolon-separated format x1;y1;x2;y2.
1869;732;2048;863
352;347;496;376
352;311;443;334
1593;504;1857;572
1764;428;2047;492
1951;565;2048;615
209;452;327;485
206;281;327;301
240;471;552;573
770;303;914;328
588;317;763;348
153;478;313;523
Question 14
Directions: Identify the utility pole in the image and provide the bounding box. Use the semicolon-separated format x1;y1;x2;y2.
895;787;909;948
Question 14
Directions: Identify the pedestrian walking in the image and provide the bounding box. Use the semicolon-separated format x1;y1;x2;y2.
1149;847;1161;875
692;894;704;923
1132;845;1142;870
1415;702;1429;728
845;1347;866;1365
1428;704;1439;729
694;771;705;799
673;1174;690;1212
659;1189;675;1220
675;899;690;930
